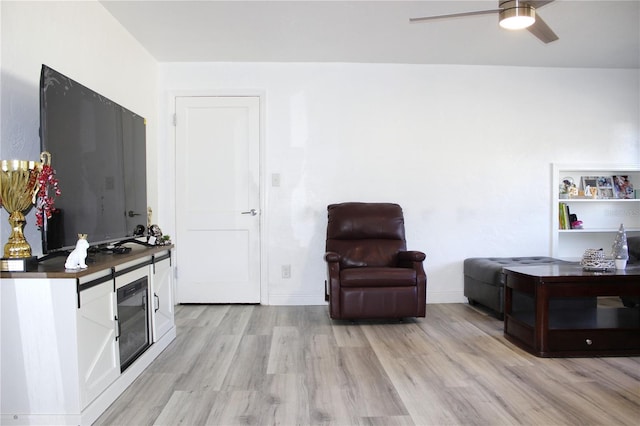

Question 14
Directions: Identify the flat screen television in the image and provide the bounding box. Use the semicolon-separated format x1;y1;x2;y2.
39;64;147;254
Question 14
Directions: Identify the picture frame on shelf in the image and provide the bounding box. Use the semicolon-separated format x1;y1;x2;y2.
596;176;614;199
581;176;599;198
612;175;634;199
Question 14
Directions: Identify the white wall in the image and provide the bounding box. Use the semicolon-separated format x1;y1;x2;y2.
1;2;638;305
159;62;639;304
0;0;158;256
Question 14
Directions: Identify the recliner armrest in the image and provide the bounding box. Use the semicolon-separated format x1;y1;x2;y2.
324;252;341;263
397;251;426;262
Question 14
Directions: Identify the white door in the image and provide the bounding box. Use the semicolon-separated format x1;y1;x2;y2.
175;96;261;303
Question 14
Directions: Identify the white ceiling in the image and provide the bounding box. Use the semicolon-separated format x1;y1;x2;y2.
100;0;640;68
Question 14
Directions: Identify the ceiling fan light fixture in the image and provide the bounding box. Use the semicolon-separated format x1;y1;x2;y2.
499;0;535;30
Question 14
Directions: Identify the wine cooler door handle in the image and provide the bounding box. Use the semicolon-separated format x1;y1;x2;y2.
241;209;258;216
115;315;120;341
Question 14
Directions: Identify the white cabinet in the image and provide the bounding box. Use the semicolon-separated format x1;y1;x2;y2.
77;274;120;409
1;246;176;425
0;277;83;417
151;251;174;341
552;164;640;259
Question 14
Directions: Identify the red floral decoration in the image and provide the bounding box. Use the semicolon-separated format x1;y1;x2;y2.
35;164;61;228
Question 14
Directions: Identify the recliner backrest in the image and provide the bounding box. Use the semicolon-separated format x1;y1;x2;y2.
326;202;406;269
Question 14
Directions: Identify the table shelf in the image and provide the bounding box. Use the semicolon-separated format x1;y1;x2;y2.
513;307;639;330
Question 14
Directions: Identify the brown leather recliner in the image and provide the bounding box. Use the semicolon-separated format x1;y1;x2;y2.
324;202;427;320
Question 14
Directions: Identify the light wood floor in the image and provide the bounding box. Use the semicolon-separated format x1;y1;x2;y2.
94;303;640;425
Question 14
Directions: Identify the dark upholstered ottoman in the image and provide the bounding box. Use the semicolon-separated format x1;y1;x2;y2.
464;257;571;319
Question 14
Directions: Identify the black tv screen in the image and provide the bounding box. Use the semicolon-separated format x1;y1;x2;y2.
39;65;147;253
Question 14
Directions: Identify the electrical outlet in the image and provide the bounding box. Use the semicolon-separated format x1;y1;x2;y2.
281;264;291;279
272;173;281;187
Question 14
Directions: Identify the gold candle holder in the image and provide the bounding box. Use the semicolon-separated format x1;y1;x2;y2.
0;152;50;266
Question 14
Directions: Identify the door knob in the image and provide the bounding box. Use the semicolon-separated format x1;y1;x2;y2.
241;209;258;216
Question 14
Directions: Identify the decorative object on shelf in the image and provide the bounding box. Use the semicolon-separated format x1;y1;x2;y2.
568;185;579;198
611;224;629;270
558;176;576;198
559;202;583;229
148;224;163;245
612;175;634;199
596;176;614;199
559;202;570;229
559;177;576;199
65;234;90;270
581;176;598;198
145;207;170;245
569;214;583;229
0;152;59;271
34;152;61;228
133;224;146;237
580;176;617;199
580;248;615;271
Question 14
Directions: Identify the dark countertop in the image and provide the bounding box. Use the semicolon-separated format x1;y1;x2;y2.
1;244;173;280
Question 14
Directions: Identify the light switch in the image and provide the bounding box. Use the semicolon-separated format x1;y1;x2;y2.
272;173;281;187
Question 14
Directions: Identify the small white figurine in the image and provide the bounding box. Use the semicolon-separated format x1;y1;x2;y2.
65;234;90;270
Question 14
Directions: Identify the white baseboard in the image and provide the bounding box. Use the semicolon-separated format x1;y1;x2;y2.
427;291;467;304
266;291;466;306
267;294;326;305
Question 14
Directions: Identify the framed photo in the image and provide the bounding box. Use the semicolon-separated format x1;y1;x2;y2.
612;175;634;199
596;176;614;199
581;176;599;198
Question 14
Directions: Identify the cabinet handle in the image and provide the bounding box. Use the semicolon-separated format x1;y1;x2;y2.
585;339;593;345
154;293;160;313
115;315;120;341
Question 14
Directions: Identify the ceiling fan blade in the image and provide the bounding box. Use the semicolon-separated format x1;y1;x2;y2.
526;0;555;9
527;15;559;43
410;9;500;23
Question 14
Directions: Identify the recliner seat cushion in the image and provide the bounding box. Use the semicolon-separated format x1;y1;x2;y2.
340;267;417;287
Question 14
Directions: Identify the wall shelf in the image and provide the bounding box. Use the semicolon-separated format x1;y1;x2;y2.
552;163;640;259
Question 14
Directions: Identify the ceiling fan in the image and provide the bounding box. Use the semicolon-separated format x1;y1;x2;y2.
410;0;559;44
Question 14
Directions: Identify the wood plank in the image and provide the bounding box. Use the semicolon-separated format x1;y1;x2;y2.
93;303;640;425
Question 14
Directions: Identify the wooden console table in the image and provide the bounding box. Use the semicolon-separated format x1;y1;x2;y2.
503;264;640;357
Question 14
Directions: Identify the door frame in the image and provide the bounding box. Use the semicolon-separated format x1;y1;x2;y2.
167;89;268;305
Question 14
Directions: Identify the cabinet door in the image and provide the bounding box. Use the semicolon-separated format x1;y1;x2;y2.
152;255;175;341
78;281;120;408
